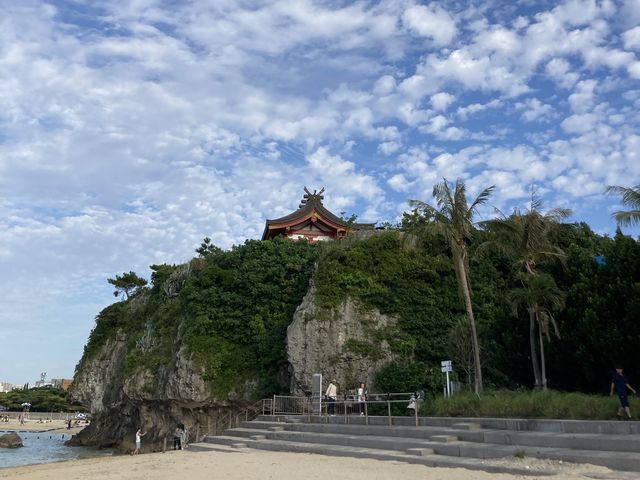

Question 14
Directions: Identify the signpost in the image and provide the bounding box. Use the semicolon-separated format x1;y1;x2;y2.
312;373;322;415
441;360;452;397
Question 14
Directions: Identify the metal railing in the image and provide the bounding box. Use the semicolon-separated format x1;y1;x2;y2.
266;392;423;426
201;398;266;438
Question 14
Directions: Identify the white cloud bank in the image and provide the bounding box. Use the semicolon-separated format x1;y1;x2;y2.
0;0;638;383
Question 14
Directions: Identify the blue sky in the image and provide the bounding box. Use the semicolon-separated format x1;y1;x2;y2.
1;0;639;385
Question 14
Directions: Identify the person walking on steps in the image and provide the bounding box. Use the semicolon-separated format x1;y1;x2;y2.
611;366;636;420
326;379;337;415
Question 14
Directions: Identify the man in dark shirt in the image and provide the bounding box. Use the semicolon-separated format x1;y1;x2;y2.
610;366;636;419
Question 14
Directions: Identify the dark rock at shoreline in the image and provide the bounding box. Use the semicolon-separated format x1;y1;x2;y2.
0;432;23;448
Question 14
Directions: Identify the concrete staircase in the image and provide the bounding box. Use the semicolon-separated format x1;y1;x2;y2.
190;415;640;476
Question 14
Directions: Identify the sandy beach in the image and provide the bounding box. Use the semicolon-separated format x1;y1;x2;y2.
0;447;630;480
0;419;84;434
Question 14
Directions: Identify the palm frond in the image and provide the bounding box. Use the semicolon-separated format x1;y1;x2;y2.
606;185;640;208
606;185;640;226
469;185;496;213
612;210;640;227
544;207;572;222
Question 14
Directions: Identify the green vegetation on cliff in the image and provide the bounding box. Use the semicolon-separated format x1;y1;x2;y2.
77;220;640;401
78;237;319;398
313;225;640;397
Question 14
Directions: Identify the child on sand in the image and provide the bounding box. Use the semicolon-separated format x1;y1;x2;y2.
610;366;636;420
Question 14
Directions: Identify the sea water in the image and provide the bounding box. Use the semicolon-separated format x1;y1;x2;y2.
0;430;113;469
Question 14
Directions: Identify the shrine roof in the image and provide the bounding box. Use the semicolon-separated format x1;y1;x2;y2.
261;187;376;240
266;190;348;227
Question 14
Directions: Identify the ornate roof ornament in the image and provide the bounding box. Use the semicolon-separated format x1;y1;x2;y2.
299;187;325;208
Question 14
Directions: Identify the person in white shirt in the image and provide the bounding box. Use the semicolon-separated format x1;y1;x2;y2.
133;428;146;455
325;379;337;415
357;383;367;415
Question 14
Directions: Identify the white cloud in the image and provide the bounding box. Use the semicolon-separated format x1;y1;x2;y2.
516;98;554;122
430;92;456;111
402;4;457;46
456;99;502;120
378;141;401;155
306;147;382;203
545;58;580;88
568;80;598;113
628;62;640;79
1;0;640;383
561;113;600;133
388;173;411;192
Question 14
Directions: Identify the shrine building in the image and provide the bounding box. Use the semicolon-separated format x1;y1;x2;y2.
261;188;372;242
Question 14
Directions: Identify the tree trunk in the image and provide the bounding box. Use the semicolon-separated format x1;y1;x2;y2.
454;252;483;395
537;311;548;390
529;309;542;389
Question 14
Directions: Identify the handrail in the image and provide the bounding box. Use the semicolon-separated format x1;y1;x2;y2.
267;393;423;427
208;392;424;438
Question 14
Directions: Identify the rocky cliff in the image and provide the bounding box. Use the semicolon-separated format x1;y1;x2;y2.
68;233;434;452
70;283;394;451
68;312;253;453
287;281;399;396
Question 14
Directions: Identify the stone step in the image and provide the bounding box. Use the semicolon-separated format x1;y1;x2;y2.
263;419;640;453
188;442;248;453
406;447;435;456
224;427;275;438
203;434;556;477
203;435;249;447
208;428;640;473
281;422;486;442
430;435;459;443
260;415;640;436
484;430;640;453
453;423;481;430
262;429;510;459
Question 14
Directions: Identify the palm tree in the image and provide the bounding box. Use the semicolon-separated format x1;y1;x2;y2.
606;185;640;227
480;195;571;389
410;179;494;395
508;272;565;390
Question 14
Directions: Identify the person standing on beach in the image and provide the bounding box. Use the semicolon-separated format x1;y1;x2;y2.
133;428;146;455
611;366;637;419
326;379;337;415
173;426;183;450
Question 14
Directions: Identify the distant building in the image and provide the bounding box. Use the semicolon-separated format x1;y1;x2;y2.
0;382;14;393
52;378;73;391
262;187;373;242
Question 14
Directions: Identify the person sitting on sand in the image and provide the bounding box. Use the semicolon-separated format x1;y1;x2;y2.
133;428;146;455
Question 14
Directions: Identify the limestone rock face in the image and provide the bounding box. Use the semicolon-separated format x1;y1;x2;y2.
69;303;255;453
0;432;23;448
287;282;399;396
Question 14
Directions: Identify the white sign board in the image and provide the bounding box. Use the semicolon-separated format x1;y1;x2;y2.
441;360;453;397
